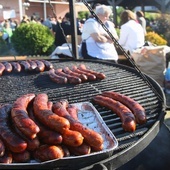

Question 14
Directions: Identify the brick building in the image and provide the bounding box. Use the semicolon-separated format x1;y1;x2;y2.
0;0;88;22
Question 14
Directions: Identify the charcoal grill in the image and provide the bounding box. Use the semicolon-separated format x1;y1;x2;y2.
0;59;166;170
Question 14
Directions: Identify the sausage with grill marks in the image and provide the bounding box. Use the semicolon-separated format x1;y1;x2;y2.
11;93;40;139
0;104;27;153
48;69;68;84
71;65;96;81
53;101;104;151
93;95;136;132
55;69;82;84
0;62;5;75
28;104;63;145
63;67;88;82
78;64;106;80
102;91;147;124
33;93;70;133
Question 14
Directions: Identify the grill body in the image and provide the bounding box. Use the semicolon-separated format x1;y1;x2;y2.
0;59;166;169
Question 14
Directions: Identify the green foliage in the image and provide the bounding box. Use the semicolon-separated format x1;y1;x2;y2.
145;31;167;45
78;11;90;20
154;14;170;46
11;23;55;55
0;36;9;56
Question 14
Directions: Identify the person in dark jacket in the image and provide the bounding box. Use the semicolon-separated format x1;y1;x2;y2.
54;12;81;47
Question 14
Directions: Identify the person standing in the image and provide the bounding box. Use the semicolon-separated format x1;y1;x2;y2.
118;10;145;54
81;5;119;62
136;10;147;35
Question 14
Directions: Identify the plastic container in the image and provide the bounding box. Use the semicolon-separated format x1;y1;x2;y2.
165;62;170;94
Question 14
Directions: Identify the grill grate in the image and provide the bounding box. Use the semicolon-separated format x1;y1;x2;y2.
0;59;165;169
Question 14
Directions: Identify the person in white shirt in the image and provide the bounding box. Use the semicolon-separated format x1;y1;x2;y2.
118;10;145;54
81;5;119;62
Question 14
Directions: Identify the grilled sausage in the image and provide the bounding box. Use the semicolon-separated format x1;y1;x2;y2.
78;64;106;80
53;101;103;151
27;60;37;71
0;104;27;153
35;60;45;72
102;91;147;124
0;62;5;75
33;93;70;133
33;145;64;162
68;142;91;156
20;60;31;71
0;138;5;157
48;69;68;84
93;95;136;132
11;93;40;139
67;104;79;121
3;62;13;73
63;67;88;82
0;151;12;164
28;102;63;145
11;62;22;72
71;65;96;81
12;150;30;163
55;69;82;84
41;60;53;70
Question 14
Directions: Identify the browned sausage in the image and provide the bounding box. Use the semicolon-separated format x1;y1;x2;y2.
93;95;136;132
0;151;12;163
3;62;13;73
27;60;37;71
68;142;91;156
11;93;40;139
28;102;63;145
0;104;27;153
33;145;64;162
33;93;70;133
53;102;103;151
12;150;30;163
78;64;106;80
48;69;68;84
55;69;82;84
0;138;5;157
63;67;88;82
41;60;53;70
71;65;96;81
35;60;45;72
102;91;147;124
20;60;31;71
67;104;79;121
0;62;5;76
11;62;22;72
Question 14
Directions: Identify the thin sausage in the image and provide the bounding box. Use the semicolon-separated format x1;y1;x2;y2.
102;91;147;124
48;69;68;84
11;62;22;72
27;60;37;71
20;60;31;71
71;65;96;81
67;104;79;121
55;69;82;84
11;93;40;139
78;64;106;80
41;60;53;70
0;104;27;153
35;60;45;72
93;95;136;132
63;67;88;82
